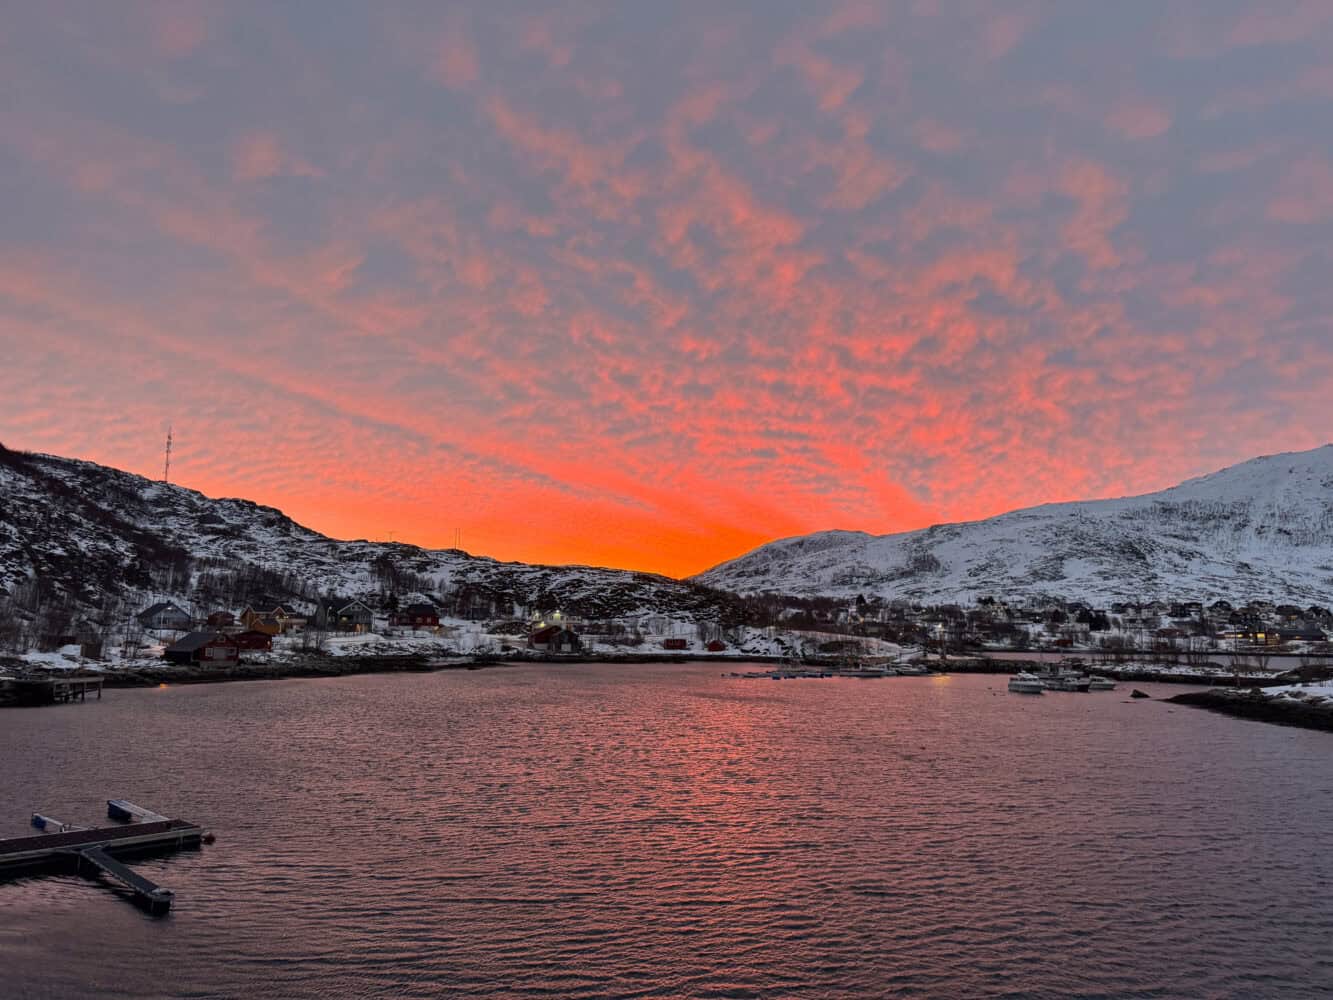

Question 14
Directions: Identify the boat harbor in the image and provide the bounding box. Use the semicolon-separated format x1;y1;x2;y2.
1007;661;1118;695
0;800;208;915
725;662;934;680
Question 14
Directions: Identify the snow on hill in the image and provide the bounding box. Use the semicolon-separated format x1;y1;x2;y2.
695;445;1333;605
0;444;736;625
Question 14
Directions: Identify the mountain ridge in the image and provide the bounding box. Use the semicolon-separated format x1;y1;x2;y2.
694;444;1333;604
0;442;739;629
4;442;1332;629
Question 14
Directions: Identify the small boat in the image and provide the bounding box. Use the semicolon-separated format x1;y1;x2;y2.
1007;672;1045;694
1087;675;1116;691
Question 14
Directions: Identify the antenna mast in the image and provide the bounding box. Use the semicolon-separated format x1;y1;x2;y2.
163;425;173;483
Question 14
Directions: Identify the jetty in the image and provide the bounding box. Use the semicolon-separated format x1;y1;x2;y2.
1;674;103;706
0;801;207;915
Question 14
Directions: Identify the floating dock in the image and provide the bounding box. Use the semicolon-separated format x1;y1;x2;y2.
0;802;206;915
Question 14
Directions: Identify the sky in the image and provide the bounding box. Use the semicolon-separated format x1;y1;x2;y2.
2;2;1332;578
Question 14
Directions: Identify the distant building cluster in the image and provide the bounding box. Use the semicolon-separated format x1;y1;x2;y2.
101;592;1333;670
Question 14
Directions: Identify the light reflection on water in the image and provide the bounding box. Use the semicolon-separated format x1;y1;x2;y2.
1;664;1331;998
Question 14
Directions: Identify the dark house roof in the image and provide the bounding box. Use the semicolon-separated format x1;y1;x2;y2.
320;596;373;613
138;601;188;621
1278;623;1326;641
165;631;230;653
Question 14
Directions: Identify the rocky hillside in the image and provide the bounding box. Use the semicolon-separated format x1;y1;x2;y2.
695;445;1333;605
0;444;739;628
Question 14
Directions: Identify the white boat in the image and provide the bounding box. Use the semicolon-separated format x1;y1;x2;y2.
1087;675;1117;691
1037;667;1091;692
843;664;894;677
1007;672;1045;694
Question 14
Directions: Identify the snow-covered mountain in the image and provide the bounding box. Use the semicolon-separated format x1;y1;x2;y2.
695;445;1333;605
7;442;1333;625
0;444;736;624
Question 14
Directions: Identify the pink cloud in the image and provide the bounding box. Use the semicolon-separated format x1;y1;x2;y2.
913;119;967;153
1106;100;1172;139
1267;155;1333;224
142;0;212;58
432;16;479;89
230;132;322;182
1059;159;1130;271
777;37;865;111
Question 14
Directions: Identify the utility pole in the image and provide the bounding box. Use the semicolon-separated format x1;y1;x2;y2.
162;426;173;483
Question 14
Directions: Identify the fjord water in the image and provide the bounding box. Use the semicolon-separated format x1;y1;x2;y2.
2;665;1330;999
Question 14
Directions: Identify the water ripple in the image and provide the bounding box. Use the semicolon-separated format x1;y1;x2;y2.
1;665;1331;999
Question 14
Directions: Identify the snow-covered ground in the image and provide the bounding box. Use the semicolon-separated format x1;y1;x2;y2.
5;618;908;674
1254;679;1333;702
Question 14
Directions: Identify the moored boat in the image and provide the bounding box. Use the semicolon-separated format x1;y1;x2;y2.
1008;672;1045;694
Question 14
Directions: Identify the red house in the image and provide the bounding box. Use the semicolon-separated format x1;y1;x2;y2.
705;639;727;652
163;632;240;666
232;630;274;651
528;625;582;653
662;637;689;650
390;603;441;628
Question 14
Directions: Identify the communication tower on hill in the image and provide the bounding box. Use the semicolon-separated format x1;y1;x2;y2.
162;426;173;483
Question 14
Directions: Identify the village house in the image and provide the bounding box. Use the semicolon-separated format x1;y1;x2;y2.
528;625;581;654
240;605;305;634
163;632;239;666
315;597;376;633
1277;622;1327;644
136;601;193;632
206;610;236;629
389;603;441;628
231;630;274;652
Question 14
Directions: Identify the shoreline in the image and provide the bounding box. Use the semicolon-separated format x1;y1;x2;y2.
3;651;794;695
923;656;1292;687
2;649;1294;696
1166;688;1333;733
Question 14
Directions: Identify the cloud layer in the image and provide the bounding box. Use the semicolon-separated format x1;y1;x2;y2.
3;2;1332;576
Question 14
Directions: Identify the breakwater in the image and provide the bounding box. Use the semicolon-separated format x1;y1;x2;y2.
1167;688;1333;732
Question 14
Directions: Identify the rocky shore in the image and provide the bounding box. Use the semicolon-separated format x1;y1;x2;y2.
2;650;795;698
940;656;1291;687
1167;688;1333;733
95;654;462;687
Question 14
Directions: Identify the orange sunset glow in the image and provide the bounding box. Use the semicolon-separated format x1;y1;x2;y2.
4;4;1332;577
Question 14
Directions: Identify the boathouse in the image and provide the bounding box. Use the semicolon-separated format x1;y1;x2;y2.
163;632;240;666
528;625;582;654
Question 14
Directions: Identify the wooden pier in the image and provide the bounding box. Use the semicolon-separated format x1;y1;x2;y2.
3;674;103;706
0;802;206;915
